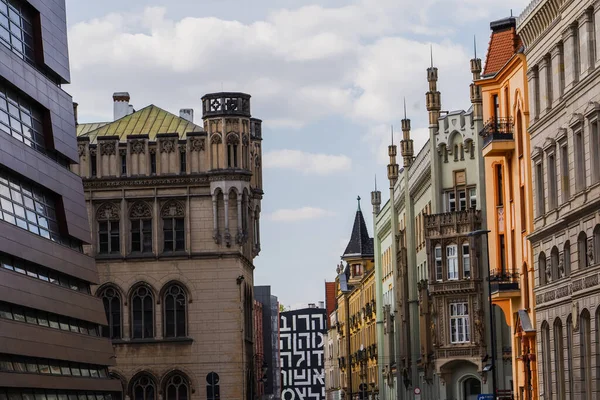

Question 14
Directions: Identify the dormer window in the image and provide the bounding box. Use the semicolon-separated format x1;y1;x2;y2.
352;264;362;276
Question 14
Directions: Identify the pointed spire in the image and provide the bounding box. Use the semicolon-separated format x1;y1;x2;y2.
357;195;361;211
343;201;374;258
374;175;377;191
430;44;434;68
473;35;477;59
403;97;407;120
391;125;394;144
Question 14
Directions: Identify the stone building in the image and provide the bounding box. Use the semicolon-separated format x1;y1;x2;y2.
0;0;119;398
72;92;264;400
373;58;512;399
517;0;600;399
476;16;538;400
254;300;265;399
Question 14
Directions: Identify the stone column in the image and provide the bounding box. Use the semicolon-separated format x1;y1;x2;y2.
224;194;231;246
562;26;577;90
594;3;600;67
212;192;220;244
551;45;563;106
538;57;549;114
527;68;539;121
579;11;592;78
237;193;243;244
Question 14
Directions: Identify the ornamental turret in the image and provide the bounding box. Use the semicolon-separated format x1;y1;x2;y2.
387;127;399;187
400;99;414;168
426;48;441;126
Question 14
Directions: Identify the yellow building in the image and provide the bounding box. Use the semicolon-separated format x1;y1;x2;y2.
476;17;537;400
335;199;377;400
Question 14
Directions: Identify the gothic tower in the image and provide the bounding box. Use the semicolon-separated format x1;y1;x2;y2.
426;50;443;213
400;100;414;169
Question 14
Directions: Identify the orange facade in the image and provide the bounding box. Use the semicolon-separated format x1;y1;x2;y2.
476;18;538;400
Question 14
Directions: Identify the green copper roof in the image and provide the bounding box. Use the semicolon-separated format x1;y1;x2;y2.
76;105;204;143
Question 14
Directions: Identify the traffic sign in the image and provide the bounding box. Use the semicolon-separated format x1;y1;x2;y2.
414;388;421;395
477;395;494;400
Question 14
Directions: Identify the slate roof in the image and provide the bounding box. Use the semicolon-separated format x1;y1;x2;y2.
483;17;522;77
343;206;374;258
76;105;203;144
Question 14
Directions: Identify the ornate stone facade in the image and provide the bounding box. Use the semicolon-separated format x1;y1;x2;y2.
72;92;264;400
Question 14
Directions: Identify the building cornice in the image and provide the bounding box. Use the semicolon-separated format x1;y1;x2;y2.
82;171;252;189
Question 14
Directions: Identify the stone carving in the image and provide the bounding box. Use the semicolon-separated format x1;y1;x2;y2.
224;230;232;247
97;203;120;220
130;202;152;219
119;148;127;156
545;260;552;282
89;147;97;156
131;140;145;154
588;242;594;265
100;142;116;156
336;262;343;274
558;256;565;278
211;134;222;144
236;230;244;245
474;309;485;344
242;135;249;146
226;133;240;145
78;143;86;157
179;144;186;153
190;138;205;152
160;139;176;153
149;147;156;154
161;200;184;218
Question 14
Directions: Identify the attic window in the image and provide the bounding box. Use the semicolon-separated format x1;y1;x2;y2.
353;264;362;276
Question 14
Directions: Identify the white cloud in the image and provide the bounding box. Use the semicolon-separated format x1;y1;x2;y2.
268;207;335;222
264;150;351;175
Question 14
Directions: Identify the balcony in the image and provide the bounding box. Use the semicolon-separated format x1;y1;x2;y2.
490;271;520;294
480;117;515;156
425;209;482;238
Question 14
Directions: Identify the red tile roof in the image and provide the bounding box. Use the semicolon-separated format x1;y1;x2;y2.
483;21;522;76
325;281;336;327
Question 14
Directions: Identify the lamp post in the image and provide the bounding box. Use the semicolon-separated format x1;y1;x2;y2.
466;229;496;400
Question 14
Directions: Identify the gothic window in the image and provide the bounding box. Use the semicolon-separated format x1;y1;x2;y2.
130;202;152;253
161;201;185;252
547;152;557;210
581;309;592;400
180;151;186;174
435;245;442;281
554;318;565;400
206;372;220;400
591;119;600;184
164;373;189;400
99;286;121;339
594;225;600;264
566;314;574;398
131;374;156;400
164;284;186;338
447;245;458;280
541;322;552;400
131;285;154;339
574;128;585;192
91;152;97;177
535;161;544;216
453;144;458;162
150;152;156;174
539;251;547;285
551;246;559;281
449;302;469;343
121;153;127;176
462;243;470;279
210;135;221;169
227;133;239;168
242;135;249;168
97;203;120;254
578;231;588;270
563;241;571;277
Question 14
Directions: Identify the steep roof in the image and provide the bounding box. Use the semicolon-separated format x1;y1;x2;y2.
483;17;522;77
342;198;374;258
76;105;203;144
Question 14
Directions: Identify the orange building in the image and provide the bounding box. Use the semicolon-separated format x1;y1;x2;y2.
476;17;538;400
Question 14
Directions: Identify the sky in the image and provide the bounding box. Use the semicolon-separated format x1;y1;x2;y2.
64;0;531;310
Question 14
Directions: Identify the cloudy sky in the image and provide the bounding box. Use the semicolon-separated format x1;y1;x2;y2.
65;0;530;309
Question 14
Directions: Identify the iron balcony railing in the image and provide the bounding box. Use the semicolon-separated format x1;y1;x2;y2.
480;117;514;147
490;271;519;293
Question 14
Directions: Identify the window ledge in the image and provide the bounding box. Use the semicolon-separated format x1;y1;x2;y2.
95;253;124;261
112;337;193;345
158;251;188;259
126;252;156;260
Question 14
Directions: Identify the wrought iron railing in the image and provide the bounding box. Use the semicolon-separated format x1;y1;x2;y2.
480;117;514;147
490;271;519;292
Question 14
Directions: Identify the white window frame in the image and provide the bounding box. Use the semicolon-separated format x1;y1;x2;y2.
469;188;477;209
458;189;467;211
447;192;456;212
449;302;470;344
435;245;442;281
447;245;458;280
462;243;471;279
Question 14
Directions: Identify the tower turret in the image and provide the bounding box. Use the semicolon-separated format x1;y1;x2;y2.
371;176;381;214
470;37;483;121
426;47;441;126
387;127;399;188
400;99;414;168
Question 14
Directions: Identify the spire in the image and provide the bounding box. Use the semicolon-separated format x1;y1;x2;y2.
426;44;441;126
403;97;407;120
401;98;414;168
387;125;399;186
357;195;361;211
470;35;483;119
474;35;477;59
371;175;381;213
342;203;374;259
430;44;434;68
375;175;377;191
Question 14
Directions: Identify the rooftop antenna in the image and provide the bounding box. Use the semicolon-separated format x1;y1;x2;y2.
510;9;513;17
403;97;407;120
391;125;394;144
473;35;477;59
375;175;377;191
430;44;434;67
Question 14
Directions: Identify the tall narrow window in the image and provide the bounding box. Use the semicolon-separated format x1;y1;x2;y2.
180;151;186;174
130;202;152;253
449;302;470;343
206;372;220;400
581;310;592;400
227;134;239;168
554;319;565;400
165;374;189;400
447;245;458;280
573;25;580;82
121;153;127;176
97;203;120;254
454;144;459;162
458;189;467;211
493;94;500;124
536;162;545;216
520;186;527;231
542;322;553;400
496;164;504;206
91;153;97;177
558;42;565;96
462;243;470;279
546;54;553;106
591;120;600;183
435;245;442;281
447;191;456;212
564;241;571;277
150;152;157;175
548;153;557;210
534;67;541;118
100;286;121;339
561;144;570;203
551;246;559;281
162;201;185;252
132;374;156;400
575;130;585;192
469;188;477;209
164;284;186;338
499;234;507;275
566;314;574;399
517;111;524;158
131;285;154;339
539;251;547;285
578;232;588;270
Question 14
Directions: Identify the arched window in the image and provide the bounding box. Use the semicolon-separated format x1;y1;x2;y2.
551;246;559;281
581;309;592;400
541;322;552;400
454;144;459;161
97;203;120;254
460;143;464;160
109;372;126;400
522;262;530;309
517;110;524;158
594;225;600;264
227;133;239;168
554;318;565;400
206;372;220;400
244;284;253;341
462;242;470;279
165;373;189;400
131;285;154;339
242;135;249;169
99;286;121;339
447;244;458;280
130;202;152;253
578;232;588;270
210;134;221;169
539;251;547;285
161;200;185;252
563;241;571;277
164;283;187;338
566;314;574;398
131;374;156;400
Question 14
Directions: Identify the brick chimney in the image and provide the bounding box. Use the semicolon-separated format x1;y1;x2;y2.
113;92;130;121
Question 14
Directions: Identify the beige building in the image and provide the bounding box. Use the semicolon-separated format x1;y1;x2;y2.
517;1;600;399
71;92;263;400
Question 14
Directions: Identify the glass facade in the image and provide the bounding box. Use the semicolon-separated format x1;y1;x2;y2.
0;82;45;153
0;0;35;64
0;353;108;378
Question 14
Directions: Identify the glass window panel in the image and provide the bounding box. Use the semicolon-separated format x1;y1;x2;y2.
49;364;61;375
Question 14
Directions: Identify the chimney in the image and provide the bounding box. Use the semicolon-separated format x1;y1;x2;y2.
179;108;194;123
128;104;134;116
318;301;325;309
113;92;130;121
73;102;78;125
308;303;316;309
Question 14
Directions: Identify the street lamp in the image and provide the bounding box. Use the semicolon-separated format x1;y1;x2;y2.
466;229;497;400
